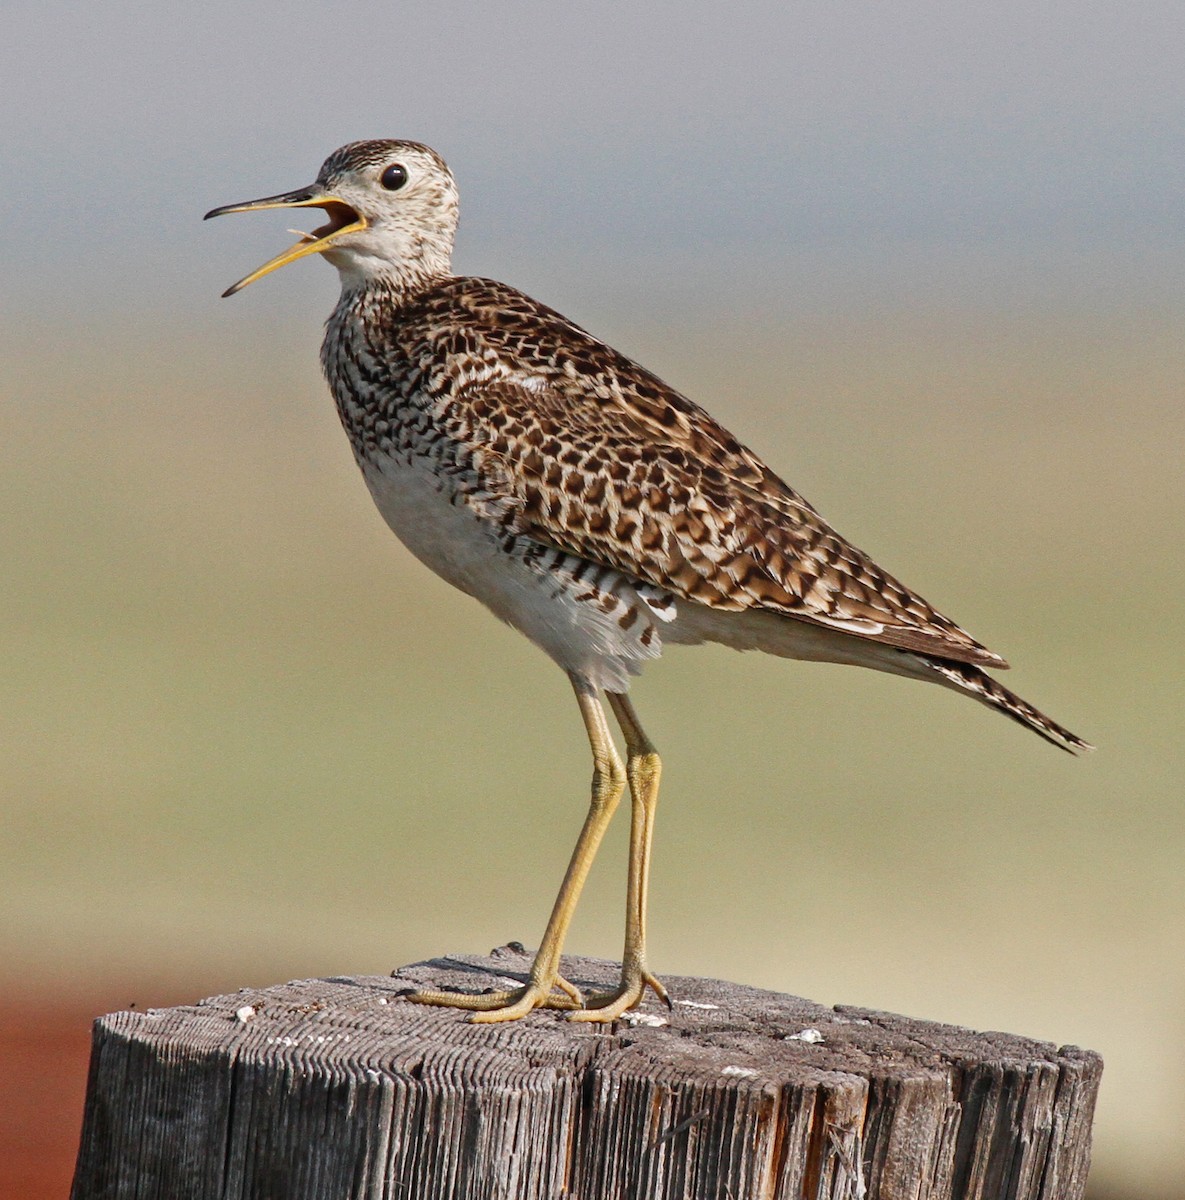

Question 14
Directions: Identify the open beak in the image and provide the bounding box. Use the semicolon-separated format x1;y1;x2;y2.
204;187;366;297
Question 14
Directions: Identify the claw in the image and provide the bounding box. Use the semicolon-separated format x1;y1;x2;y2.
553;973;586;1005
468;982;578;1023
407;971;585;1020
567;967;668;1023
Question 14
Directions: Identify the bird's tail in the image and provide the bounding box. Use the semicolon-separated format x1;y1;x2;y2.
918;656;1094;755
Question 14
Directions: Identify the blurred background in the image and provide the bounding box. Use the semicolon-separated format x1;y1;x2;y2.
2;2;1181;1196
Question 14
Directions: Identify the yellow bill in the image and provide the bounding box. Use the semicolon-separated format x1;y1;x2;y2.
204;188;365;297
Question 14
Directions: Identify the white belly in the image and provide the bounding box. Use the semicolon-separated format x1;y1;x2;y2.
358;456;666;692
360;457;507;602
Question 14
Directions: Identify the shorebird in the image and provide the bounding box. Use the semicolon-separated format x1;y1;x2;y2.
206;140;1090;1023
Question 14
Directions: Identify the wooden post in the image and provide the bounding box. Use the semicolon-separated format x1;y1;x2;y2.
71;947;1100;1200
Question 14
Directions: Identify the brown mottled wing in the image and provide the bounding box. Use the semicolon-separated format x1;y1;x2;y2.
436;309;1004;669
412;271;1002;672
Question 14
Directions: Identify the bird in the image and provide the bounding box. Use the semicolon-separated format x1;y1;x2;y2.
206;139;1091;1023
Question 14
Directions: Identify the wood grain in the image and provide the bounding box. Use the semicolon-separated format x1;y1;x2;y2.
71;948;1101;1199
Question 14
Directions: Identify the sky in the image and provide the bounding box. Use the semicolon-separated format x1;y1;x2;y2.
4;0;1182;325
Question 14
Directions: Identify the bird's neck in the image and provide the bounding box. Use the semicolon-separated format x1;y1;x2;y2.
326;224;454;301
337;268;449;314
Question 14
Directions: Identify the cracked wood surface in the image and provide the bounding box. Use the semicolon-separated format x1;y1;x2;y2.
70;948;1100;1200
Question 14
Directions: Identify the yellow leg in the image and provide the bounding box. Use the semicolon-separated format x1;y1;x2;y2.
570;691;669;1022
408;674;626;1021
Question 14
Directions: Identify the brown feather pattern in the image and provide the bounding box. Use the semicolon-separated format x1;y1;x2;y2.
326;275;1005;669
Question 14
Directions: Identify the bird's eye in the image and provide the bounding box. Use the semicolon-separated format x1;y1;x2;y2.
380;164;408;191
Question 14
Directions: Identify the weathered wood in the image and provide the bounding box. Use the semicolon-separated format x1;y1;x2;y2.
71;947;1100;1200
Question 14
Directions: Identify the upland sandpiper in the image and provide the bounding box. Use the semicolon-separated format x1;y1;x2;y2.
206;140;1090;1023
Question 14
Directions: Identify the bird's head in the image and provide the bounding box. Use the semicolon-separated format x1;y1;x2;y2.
205;140;459;297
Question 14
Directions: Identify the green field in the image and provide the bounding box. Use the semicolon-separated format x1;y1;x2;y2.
3;304;1181;1196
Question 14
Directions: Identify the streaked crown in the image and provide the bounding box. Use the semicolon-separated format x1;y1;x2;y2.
313;140;459;289
207;139;461;297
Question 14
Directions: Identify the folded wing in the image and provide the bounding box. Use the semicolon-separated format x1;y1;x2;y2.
445;370;1007;672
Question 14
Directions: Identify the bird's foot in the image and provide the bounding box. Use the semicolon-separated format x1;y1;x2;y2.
568;964;670;1023
407;970;584;1022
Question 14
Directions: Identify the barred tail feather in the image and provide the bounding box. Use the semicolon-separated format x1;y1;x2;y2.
919;656;1093;755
